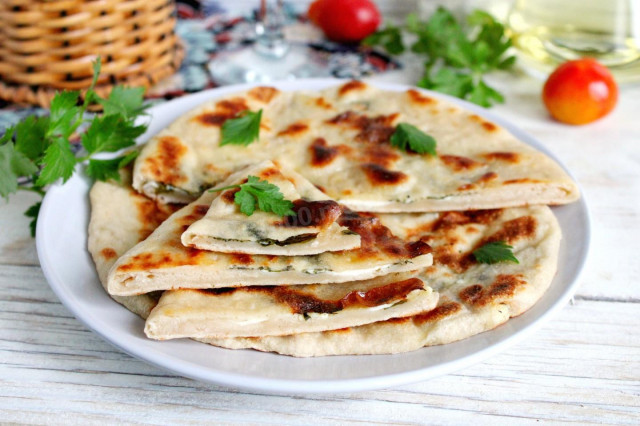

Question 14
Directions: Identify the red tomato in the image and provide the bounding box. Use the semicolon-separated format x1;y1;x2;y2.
316;0;381;43
542;58;618;125
308;0;324;26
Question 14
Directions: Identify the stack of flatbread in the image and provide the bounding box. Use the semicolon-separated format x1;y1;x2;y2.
88;81;578;357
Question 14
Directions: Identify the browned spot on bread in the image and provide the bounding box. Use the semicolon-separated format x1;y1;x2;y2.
327;111;398;145
268;278;424;315
361;145;400;168
175;204;210;230
193;98;249;127
487;274;526;300
310;138;338;167
457;172;499;191
338;210;431;260
482;152;520;163
338;80;367;96
459;274;527;307
230;252;253;265
440;155;483;171
134;192;181;241
309;138;352;167
194;205;209;215
221;188;240;204
327;327;351;334
314;184;327;193
315;97;333;109
342;189;352;195
407;209;503;237
361;163;408;186
101;248;117;260
194;287;238;296
459;284;485;305
482;122;497;131
117;250;201;272
407;89;435;105
278;199;342;228
248;86;279;103
432;245;475;273
143;136;188;186
469;114;498;132
478;171;498;183
277;121;309;137
485;216;537;245
466;226;479;234
412;301;462;325
457;183;476;191
257;167;280;179
503;178;543;185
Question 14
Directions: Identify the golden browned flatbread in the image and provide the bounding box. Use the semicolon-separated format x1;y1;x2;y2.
107;168;432;296
87;174;178;318
181;160;361;255
132;81;578;211
202;205;561;356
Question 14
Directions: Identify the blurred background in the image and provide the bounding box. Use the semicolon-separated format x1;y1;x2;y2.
0;0;637;129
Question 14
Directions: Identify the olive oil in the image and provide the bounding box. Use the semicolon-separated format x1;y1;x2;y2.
507;0;640;81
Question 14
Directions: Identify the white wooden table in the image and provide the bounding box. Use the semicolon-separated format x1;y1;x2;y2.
1;66;639;423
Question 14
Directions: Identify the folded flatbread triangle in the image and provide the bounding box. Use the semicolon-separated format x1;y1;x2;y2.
107;171;433;297
88;177;179;318
89;179;437;338
181;160;361;255
145;274;438;339
132;81;579;211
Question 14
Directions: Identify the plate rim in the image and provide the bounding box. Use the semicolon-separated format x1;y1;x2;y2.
36;78;591;394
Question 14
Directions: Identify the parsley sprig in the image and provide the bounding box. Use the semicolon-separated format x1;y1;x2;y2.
220;109;263;146
0;57;149;236
390;123;437;155
473;241;519;264
364;7;516;107
210;175;295;217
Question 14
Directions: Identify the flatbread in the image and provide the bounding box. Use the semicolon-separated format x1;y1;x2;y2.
132;81;579;211
90;178;561;357
106;177;433;296
87;175;178;318
201;205;561;356
181;160;361;255
144;274;437;339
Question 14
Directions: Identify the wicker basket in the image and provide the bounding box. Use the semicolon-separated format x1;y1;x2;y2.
0;0;184;107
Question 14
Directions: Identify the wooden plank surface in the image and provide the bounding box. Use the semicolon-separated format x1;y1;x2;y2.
0;265;638;424
1;68;639;424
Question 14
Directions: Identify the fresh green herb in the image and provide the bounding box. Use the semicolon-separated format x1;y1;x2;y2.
363;25;405;55
473;241;519;264
86;151;139;182
24;201;42;237
210;175;295;217
0;57;149;236
365;7;515;107
220;109;263;146
390;123;437;155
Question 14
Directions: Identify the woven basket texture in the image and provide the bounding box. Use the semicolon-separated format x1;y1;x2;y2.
0;0;184;107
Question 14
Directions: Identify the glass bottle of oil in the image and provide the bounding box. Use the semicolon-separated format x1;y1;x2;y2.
507;0;640;81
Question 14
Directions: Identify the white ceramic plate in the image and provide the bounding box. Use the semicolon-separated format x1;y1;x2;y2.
36;80;590;394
